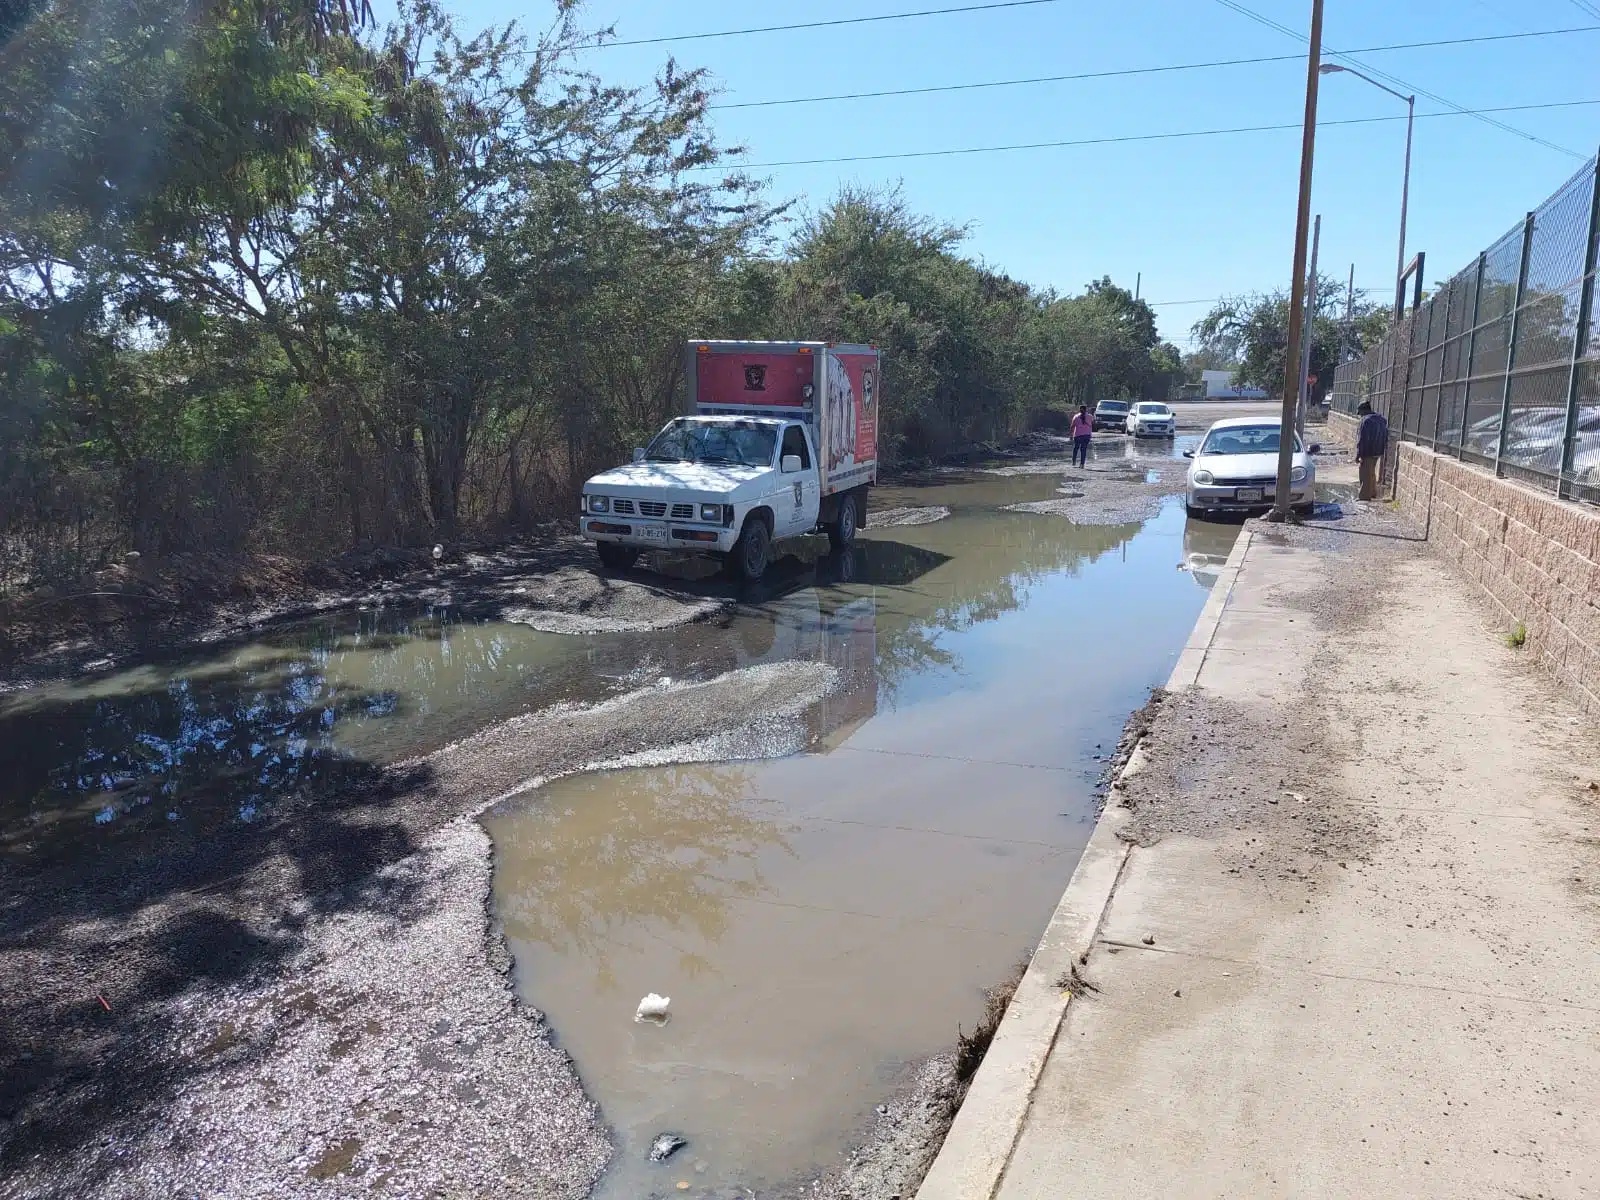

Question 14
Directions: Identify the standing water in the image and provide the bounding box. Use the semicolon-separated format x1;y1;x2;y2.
0;439;1245;1197
487;468;1229;1198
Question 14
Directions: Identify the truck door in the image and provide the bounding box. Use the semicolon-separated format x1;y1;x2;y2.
778;423;821;538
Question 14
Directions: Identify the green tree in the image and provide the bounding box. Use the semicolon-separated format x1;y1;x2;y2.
1190;277;1391;404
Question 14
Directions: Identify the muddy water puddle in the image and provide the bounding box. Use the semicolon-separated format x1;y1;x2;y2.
489;478;1230;1198
1;458;1243;1196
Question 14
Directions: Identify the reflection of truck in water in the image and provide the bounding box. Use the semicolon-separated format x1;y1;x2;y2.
727;583;879;748
579;341;881;583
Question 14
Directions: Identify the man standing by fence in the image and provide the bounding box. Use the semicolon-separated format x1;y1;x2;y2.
1357;401;1389;501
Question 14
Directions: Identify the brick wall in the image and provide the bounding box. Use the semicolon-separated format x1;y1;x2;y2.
1327;411;1356;440
1326;410;1600;712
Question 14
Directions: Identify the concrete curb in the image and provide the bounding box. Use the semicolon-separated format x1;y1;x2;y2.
913;527;1254;1200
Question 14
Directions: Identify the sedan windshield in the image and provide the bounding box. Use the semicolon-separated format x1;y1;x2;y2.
1199;424;1302;455
644;419;777;467
1136;404;1171;415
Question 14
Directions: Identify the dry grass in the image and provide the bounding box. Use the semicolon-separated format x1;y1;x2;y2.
954;959;1029;1084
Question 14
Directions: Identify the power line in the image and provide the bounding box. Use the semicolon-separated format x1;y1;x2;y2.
1210;0;1584;158
697;98;1600;170
1571;1;1600;20
598;0;1062;48
710;25;1600;111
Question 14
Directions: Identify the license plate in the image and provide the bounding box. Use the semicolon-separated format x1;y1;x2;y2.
1235;488;1263;502
636;524;668;543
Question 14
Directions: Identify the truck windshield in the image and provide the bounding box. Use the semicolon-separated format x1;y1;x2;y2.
644;419;778;468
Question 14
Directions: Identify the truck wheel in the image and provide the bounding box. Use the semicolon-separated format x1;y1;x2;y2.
827;490;858;552
727;514;770;582
596;542;638;571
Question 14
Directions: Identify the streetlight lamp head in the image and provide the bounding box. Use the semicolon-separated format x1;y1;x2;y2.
1318;64;1345;74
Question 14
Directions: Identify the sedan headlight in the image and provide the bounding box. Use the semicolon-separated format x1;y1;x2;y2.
586;495;609;513
1290;465;1308;483
700;503;722;523
1192;469;1214;485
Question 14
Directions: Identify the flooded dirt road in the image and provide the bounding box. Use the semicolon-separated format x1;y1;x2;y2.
0;430;1275;1198
488;455;1226;1198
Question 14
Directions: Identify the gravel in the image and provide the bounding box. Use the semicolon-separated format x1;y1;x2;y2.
0;662;839;1199
868;506;952;528
1003;461;1187;527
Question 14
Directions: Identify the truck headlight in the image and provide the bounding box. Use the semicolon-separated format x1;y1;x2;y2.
700;503;722;522
1192;470;1214;485
587;495;609;513
1290;466;1308;483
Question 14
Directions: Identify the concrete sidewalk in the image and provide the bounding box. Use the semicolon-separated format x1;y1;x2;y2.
919;505;1600;1199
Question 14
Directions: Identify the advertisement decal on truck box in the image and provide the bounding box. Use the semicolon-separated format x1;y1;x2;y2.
823;352;878;480
694;348;815;410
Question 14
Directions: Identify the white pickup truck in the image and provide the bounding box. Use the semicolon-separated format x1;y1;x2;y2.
580;340;881;582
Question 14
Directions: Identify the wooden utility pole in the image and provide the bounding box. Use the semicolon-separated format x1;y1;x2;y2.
1271;0;1325;522
1297;214;1321;441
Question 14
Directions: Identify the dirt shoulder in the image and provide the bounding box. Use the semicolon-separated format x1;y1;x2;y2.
0;661;838;1199
0;531;731;689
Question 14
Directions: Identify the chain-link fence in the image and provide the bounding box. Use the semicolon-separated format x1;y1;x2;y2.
1329;154;1600;506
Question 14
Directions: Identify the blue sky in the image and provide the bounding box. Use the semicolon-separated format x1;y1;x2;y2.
423;0;1600;349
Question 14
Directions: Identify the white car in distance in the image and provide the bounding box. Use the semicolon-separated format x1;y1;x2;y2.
1125;402;1176;438
1185;417;1318;518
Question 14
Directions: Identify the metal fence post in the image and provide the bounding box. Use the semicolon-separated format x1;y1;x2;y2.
1458;251;1486;459
1388;308;1419;499
1557;154;1600;499
1495;212;1536;477
1428;283;1453;446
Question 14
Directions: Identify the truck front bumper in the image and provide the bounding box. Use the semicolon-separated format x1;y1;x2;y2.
581;517;738;553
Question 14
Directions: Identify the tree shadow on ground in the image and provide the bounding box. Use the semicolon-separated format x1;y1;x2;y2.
0;659;440;1179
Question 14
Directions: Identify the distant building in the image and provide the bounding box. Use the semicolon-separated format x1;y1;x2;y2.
1200;369;1269;401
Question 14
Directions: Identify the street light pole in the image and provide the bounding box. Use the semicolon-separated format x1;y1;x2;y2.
1396;93;1415;319
1319;64;1415;319
1270;0;1325;524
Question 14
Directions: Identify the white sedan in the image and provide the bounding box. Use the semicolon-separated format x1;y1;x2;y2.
1185;417;1318;518
1125;402;1176;437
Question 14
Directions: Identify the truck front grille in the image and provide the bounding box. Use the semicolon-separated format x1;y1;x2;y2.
638;501;667;518
612;499;635;515
671;503;695;520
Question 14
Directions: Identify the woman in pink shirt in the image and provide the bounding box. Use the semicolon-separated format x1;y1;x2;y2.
1069;404;1093;468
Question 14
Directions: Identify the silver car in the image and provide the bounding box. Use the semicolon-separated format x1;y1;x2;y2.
1185;417;1317;518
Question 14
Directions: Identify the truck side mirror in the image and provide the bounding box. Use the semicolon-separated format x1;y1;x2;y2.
632;447;646;462
1182;449;1194;458
1308;444;1322;455
781;454;803;474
